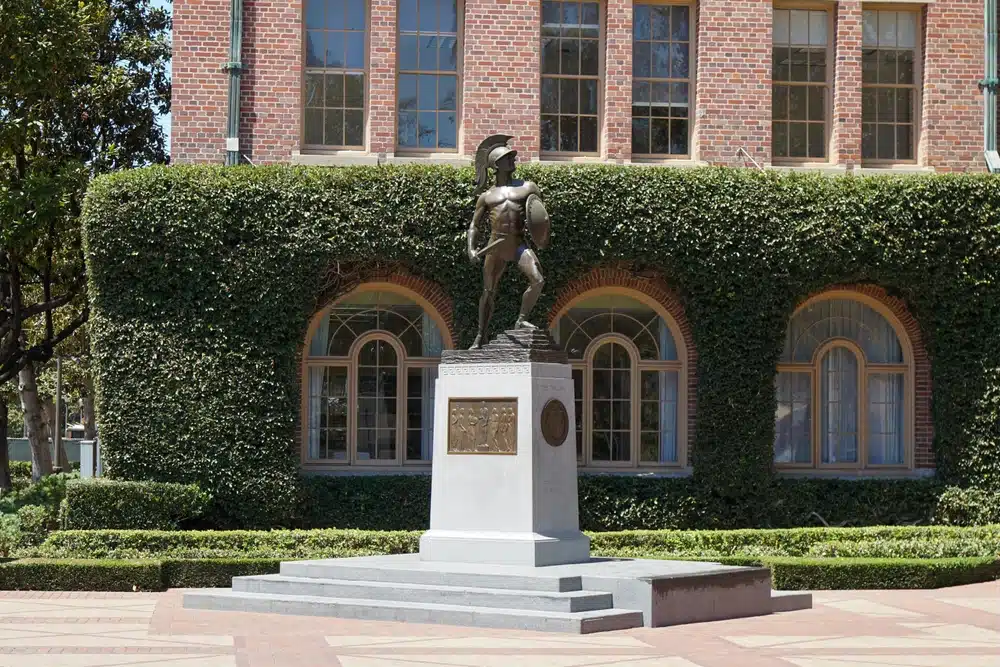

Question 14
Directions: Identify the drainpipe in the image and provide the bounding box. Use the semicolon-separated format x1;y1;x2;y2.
223;0;244;166
982;0;1000;172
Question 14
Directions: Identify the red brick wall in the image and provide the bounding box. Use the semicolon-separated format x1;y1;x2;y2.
922;0;984;171
460;0;541;159
240;0;302;163
832;1;862;167
171;0;986;169
172;0;230;163
693;0;772;165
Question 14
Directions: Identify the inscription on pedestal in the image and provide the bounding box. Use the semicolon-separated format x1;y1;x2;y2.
448;398;518;454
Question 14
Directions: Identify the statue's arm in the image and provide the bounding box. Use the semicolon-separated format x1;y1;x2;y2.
524;180;541;198
467;194;487;262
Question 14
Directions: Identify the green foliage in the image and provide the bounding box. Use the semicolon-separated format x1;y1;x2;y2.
161;558;283;588
932;486;1000;526
297;474;945;531
37;528;422;559
764;557;1000;590
0;558;163;591
36;525;1000;563
0;472;73;517
82;165;1000;526
61;479;209;530
805;538;1000;558
14;505;54;548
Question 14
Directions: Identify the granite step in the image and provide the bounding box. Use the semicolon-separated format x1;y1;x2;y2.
233;574;614;613
280;557;584;592
183;590;645;634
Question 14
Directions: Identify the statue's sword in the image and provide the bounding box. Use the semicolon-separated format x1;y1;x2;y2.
474;236;506;258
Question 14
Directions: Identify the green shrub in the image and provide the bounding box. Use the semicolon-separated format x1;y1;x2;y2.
297;475;431;530
9;462;31;483
14;505;54;549
82;166;1000;527
0;473;74;516
806;538;1000;559
61;479;209;530
38;528;421;559
765;557;1000;590
0;559;164;591
588;525;1000;559
0;515;19;558
933;487;1000;526
162;558;283;588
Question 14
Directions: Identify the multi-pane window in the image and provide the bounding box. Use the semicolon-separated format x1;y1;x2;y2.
553;293;684;467
304;0;367;148
772;9;828;160
541;0;601;154
774;298;909;469
304;289;444;465
397;0;459;151
632;3;692;157
862;10;918;162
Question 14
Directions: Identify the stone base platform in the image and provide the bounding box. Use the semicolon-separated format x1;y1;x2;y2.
183;554;812;634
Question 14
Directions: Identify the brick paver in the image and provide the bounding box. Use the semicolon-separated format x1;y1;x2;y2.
0;582;995;666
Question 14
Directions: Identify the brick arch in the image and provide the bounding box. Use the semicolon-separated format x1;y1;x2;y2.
311;264;456;350
549;267;698;453
792;284;933;469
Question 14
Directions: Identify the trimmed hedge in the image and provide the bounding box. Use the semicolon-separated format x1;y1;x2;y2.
0;556;996;591
0;559;163;591
765;557;1000;590
37;528;422;559
36;525;1000;560
161;558;283;588
82;165;1000;527
61;479;209;530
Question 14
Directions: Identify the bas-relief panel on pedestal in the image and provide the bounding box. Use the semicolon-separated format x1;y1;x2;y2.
447;398;518;454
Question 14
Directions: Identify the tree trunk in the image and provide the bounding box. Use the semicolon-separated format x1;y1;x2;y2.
0;399;11;492
42;395;69;469
81;374;97;440
18;365;52;481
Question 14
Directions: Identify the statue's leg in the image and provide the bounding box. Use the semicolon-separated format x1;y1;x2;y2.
514;248;544;329
471;254;506;348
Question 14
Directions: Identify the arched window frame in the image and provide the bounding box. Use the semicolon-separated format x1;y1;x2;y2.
300;282;453;468
551;288;688;469
776;291;915;471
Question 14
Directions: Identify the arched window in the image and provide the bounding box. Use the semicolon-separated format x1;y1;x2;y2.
552;292;686;468
775;295;912;469
303;287;447;466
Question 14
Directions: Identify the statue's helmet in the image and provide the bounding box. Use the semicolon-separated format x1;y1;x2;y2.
474;134;515;193
487;145;516;168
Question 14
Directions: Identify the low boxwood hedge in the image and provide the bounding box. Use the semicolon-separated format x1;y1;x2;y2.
0;555;996;591
61;479;209;530
765;557;1000;590
161;558;284;588
35;525;1000;561
933;487;1000;526
0;559;164;591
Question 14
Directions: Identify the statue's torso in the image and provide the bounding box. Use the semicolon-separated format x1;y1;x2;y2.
483;182;536;261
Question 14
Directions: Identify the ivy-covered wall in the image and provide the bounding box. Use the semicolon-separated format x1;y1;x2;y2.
81;165;1000;527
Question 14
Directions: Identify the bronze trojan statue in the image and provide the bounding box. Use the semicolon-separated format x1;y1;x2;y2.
467;134;551;349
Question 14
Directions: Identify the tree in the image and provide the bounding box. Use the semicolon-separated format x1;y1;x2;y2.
0;0;170;484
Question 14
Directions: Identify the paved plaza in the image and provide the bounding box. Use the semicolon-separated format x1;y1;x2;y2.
0;582;995;667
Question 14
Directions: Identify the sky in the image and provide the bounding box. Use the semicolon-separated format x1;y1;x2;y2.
156;0;172;153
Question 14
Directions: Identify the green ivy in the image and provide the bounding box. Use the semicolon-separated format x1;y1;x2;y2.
81;165;1000;527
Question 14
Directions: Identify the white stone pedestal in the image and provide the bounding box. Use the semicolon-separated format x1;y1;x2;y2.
419;357;590;567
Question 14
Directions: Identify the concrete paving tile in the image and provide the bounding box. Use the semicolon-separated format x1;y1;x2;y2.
325;636;653;649
821;600;923;618
783;657;1000;667
936;598;1000;615
336;657;684;667
0;657;238;667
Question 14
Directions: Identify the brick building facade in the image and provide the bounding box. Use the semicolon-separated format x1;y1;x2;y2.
172;0;956;475
173;0;987;172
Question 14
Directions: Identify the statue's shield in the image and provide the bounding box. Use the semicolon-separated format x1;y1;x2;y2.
525;194;551;250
